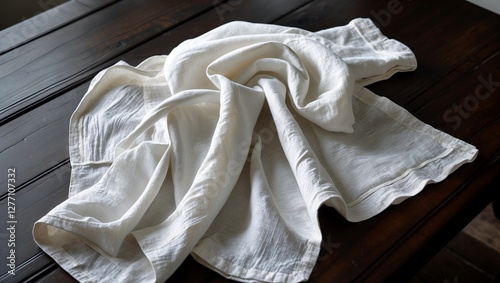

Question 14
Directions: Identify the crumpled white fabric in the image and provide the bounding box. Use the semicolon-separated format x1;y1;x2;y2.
33;18;478;282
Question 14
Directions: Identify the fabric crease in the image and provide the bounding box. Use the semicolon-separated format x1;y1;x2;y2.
33;18;477;283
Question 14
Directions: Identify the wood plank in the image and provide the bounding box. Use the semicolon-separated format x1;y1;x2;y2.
0;162;71;277
409;228;500;282
368;0;500;107
116;0;315;66
0;0;217;125
414;246;493;283
463;204;500;254
412;41;500;140
26;264;75;283
446;232;500;278
404;37;500;114
0;86;84;196
0;0;119;54
0;252;53;283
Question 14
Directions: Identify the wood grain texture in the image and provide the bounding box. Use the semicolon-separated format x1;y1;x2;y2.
410;217;500;283
463;204;500;253
0;0;119;54
0;0;498;282
0;0;217;125
414;245;492;283
447;231;500;277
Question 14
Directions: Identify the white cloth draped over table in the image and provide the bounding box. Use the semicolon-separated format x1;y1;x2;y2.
33;18;478;282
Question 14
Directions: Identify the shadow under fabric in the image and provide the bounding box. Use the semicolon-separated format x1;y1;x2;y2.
33;18;478;283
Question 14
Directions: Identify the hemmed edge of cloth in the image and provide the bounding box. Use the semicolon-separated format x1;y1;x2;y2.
33;223;96;283
191;236;320;283
323;86;478;222
33;215;157;283
349;18;418;86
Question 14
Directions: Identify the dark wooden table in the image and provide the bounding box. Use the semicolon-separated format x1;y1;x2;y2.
1;0;499;282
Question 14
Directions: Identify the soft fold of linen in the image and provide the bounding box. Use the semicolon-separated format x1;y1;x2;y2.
33;18;478;283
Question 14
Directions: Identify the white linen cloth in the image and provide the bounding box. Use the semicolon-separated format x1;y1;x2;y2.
33;18;478;282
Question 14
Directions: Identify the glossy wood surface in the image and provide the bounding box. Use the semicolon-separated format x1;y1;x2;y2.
0;0;498;282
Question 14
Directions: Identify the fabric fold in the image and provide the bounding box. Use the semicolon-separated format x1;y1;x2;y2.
33;18;477;283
